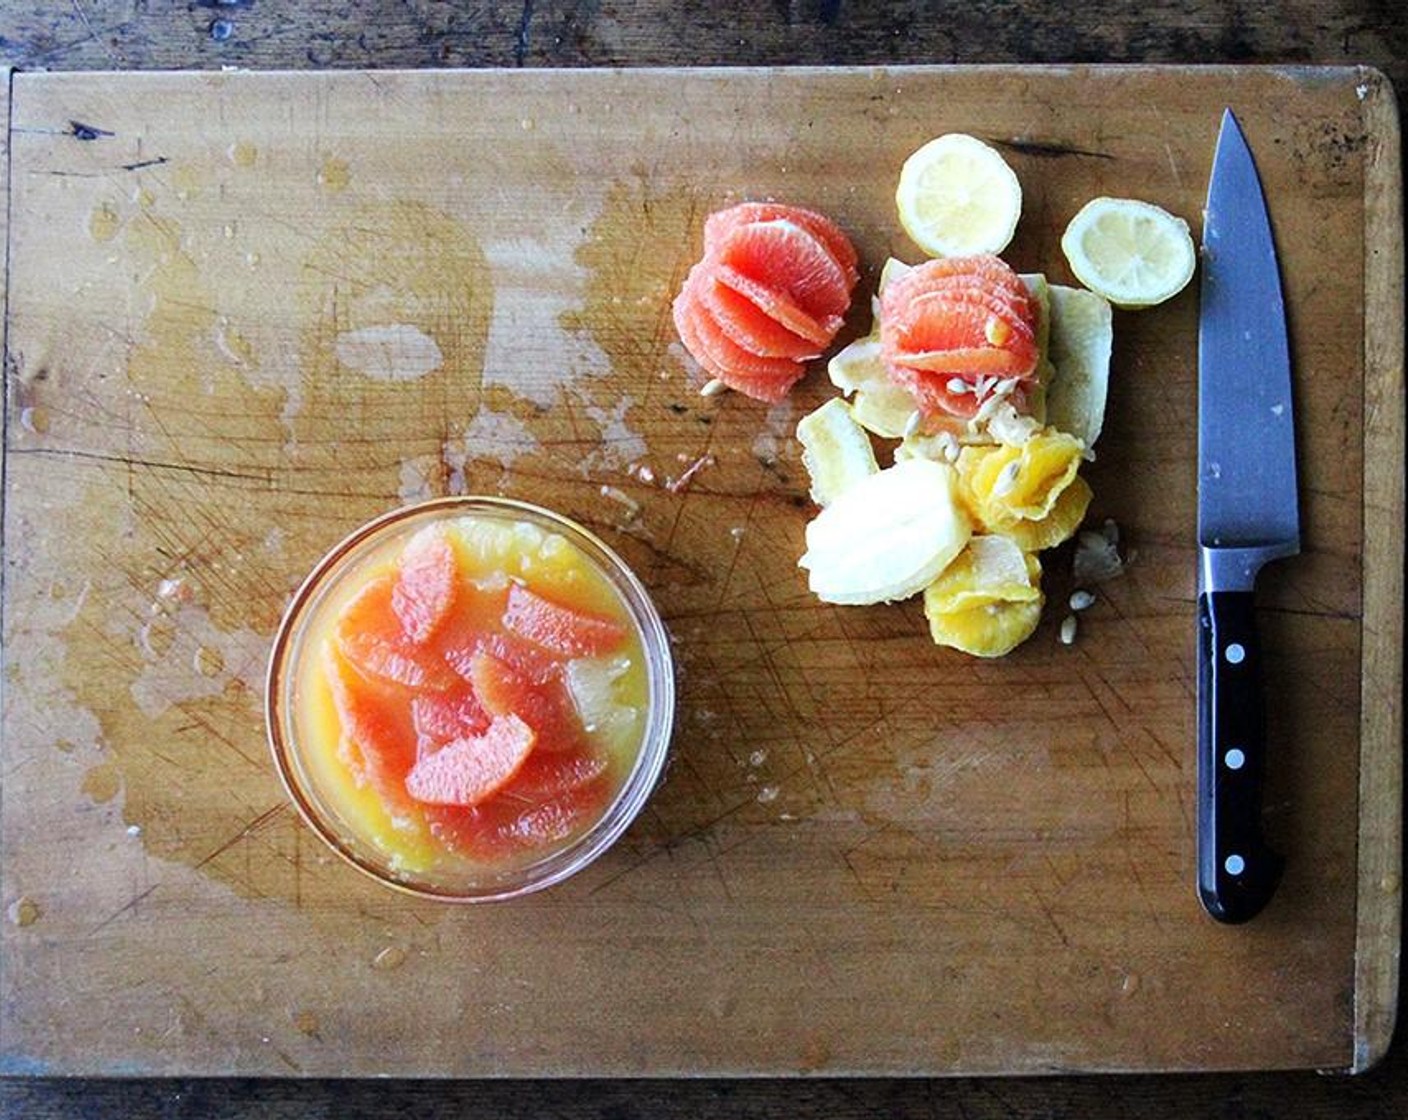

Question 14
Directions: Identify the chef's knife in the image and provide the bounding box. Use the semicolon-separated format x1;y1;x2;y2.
1196;109;1299;924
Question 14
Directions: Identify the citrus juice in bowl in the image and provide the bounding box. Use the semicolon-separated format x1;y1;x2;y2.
266;497;674;901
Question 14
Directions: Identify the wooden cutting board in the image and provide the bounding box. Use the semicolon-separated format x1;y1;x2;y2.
0;65;1401;1078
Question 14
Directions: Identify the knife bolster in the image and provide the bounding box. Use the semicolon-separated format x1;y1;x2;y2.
1198;542;1299;595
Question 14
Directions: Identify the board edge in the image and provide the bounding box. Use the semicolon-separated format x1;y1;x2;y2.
0;58;1392;1081
0;60;15;1073
1351;64;1404;1076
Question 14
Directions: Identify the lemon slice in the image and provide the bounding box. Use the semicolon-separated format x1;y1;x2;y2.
896;133;1023;258
1060;197;1196;308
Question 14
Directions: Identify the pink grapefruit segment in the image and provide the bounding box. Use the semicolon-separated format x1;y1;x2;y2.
322;644;418;809
704;201;860;287
469;649;583;752
404;714;536;807
713;219;851;321
392;527;456;644
512;749;610;798
883;363;984;420
683;291;808;382
335;576;459;690
672;270;807;403
698;273;822;360
411;690;491;756
713;264;840;347
425;776;610;859
502;582;628;658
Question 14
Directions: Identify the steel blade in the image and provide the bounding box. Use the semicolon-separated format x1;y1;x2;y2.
1197;110;1300;554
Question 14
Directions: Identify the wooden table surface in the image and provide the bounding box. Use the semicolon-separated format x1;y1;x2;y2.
0;2;1403;1117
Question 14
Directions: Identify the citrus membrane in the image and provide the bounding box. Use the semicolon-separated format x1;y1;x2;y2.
799;458;970;605
796;397;879;506
1044;285;1114;447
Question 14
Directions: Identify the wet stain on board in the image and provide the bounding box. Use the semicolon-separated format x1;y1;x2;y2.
560;171;702;389
293;199;493;489
46;193;492;914
316;156;350;193
88;201;120;243
51;183;313;903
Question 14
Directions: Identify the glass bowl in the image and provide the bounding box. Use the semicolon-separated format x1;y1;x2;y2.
265;497;674;902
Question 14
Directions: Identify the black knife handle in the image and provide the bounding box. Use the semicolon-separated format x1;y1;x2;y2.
1196;590;1284;923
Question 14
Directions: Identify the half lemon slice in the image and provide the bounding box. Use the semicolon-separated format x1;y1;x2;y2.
1060;197;1196;308
896;133;1023;258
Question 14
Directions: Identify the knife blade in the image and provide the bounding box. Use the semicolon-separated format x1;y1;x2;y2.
1196;109;1300;924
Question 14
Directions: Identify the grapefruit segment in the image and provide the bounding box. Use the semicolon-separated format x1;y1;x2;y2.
511;748;610;798
889;297;1035;367
881;253;1030;309
404;714;536;807
500;786;609;847
469;649;583;752
392;526;455;644
322;643;418;808
883;363;984;420
686;298;808;381
339;632;459;691
502;582;628;658
705;362;804;404
672;273;730;379
673;270;808;402
698;274;822;360
424;802;515;859
714;219;851;320
424;777;609;858
433;583;562;682
335;576;458;691
704;202;860;287
411;690;491;756
473;631;562;683
713;264;839;347
890;287;1036;346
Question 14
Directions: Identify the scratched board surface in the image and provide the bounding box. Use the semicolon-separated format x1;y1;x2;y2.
0;67;1400;1077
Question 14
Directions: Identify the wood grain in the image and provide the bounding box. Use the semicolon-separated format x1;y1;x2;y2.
0;1;1404;94
0;65;1397;1083
1354;67;1404;1074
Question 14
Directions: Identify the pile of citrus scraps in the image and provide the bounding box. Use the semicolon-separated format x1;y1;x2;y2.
672;133;1195;656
